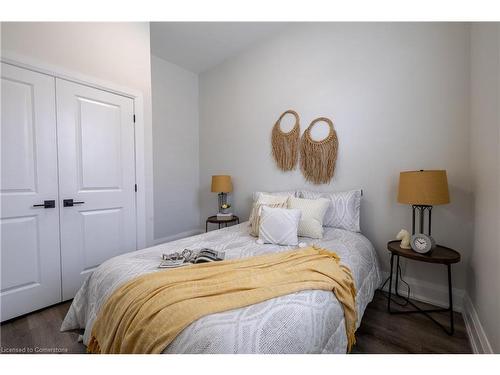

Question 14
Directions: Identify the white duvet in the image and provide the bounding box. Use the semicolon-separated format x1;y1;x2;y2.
61;223;381;353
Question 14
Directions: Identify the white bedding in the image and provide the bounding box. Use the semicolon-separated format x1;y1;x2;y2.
61;223;381;353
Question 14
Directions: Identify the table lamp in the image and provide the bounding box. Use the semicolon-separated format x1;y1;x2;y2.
398;170;450;236
211;175;233;213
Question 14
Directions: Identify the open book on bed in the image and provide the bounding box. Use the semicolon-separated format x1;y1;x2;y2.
159;248;225;268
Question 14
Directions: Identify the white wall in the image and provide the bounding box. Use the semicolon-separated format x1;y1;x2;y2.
151;55;200;241
0;22;155;245
467;23;500;353
199;23;473;298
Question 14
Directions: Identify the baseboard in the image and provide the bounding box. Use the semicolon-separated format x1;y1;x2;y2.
462;293;494;354
379;271;464;313
152;229;203;245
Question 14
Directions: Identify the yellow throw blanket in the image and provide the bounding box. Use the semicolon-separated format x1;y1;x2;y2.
88;246;357;354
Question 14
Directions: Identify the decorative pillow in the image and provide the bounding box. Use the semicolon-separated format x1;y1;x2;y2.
248;193;292;224
300;189;361;232
287;197;330;238
258;207;301;246
252;190;297;202
250;201;288;237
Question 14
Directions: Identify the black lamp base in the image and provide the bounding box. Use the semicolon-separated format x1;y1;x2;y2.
412;205;433;235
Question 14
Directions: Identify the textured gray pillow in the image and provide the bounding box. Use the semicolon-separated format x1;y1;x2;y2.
299;189;361;232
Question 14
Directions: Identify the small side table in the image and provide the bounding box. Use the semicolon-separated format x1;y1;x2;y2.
386;240;461;335
206;215;240;232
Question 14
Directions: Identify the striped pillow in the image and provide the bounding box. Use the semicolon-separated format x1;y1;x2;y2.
252;190;297;202
248;193;290;227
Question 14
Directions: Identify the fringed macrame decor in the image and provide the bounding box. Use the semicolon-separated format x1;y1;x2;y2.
300;117;338;184
271;110;300;171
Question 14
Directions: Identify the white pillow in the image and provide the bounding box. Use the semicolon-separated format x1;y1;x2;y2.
300;189;361;232
287;197;329;239
249;201;288;237
258;207;301;246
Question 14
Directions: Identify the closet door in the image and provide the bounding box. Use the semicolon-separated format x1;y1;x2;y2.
56;79;137;300
1;63;61;321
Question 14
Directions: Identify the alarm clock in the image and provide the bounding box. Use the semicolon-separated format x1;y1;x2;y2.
410;233;436;254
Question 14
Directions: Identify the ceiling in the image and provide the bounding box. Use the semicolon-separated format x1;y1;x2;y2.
150;22;290;73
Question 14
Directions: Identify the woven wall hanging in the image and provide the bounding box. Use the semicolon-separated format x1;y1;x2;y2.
300;117;338;184
271;110;300;171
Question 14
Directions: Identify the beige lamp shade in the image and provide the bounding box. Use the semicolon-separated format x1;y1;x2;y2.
211;175;233;193
398;170;450;205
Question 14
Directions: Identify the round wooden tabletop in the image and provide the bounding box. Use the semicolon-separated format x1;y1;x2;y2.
206;215;239;224
387;240;461;264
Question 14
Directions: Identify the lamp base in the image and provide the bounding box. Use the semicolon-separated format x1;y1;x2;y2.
218;193;227;214
412;205;433;235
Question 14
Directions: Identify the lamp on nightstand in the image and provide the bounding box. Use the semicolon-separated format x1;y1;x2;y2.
398;170;450;254
211;175;233;214
398;170;450;235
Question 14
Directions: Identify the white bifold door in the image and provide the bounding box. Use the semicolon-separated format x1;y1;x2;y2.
1;64;62;320
1;63;137;320
56;80;137;300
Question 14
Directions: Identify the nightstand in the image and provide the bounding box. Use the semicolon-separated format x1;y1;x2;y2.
206;215;240;232
386;240;461;335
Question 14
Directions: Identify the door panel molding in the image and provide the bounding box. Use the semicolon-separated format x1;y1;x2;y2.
76;96;123;191
0;215;41;293
0;77;38;194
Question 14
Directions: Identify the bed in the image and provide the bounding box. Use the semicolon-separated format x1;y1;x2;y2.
61;222;381;353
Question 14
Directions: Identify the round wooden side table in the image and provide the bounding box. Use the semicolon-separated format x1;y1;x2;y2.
205;215;240;232
386;240;461;335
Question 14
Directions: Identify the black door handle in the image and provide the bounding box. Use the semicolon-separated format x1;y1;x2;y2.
63;199;85;207
33;200;56;208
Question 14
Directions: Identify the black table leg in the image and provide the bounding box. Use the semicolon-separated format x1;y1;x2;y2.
388;253;394;312
448;264;454;335
387;257;455;335
395;255;400;297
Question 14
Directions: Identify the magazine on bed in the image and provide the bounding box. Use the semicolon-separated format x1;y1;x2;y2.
159;248;225;268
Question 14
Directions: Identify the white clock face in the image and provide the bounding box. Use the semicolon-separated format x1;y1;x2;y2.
414;238;428;251
411;234;435;253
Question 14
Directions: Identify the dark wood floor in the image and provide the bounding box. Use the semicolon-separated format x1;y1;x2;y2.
0;291;471;354
0;301;85;354
353;291;472;353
